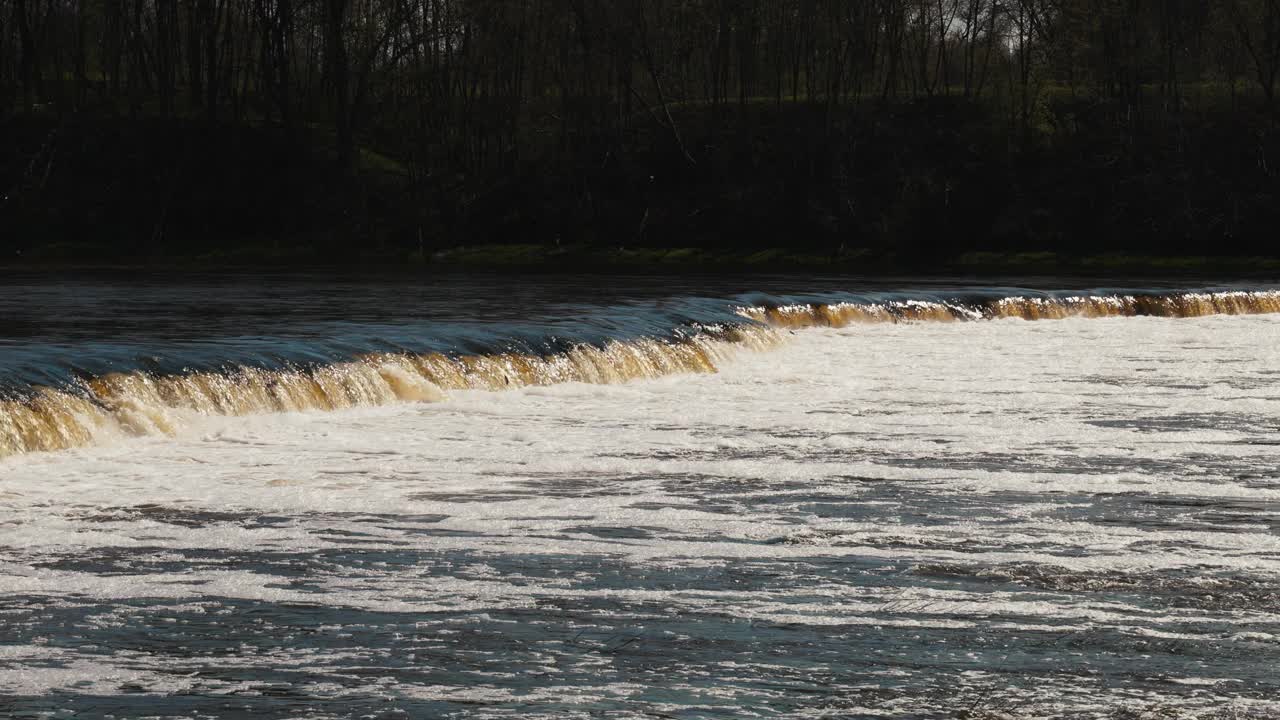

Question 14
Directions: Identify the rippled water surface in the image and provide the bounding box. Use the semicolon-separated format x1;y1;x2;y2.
1;273;1279;718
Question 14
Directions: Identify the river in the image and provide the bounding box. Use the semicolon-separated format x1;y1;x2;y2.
1;273;1278;718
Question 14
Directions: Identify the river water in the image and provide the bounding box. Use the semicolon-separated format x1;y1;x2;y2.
1;273;1279;718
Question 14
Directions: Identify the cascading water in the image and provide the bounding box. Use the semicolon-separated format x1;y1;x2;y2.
4;275;1280;718
3;285;1278;459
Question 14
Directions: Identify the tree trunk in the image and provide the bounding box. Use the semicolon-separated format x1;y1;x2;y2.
326;0;354;172
15;0;38;111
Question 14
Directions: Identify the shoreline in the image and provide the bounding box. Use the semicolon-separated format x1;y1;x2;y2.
4;246;1280;280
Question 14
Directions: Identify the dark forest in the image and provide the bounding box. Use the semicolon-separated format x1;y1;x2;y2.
3;0;1280;268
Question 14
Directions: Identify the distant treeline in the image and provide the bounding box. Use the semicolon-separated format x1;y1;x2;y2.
3;1;1280;263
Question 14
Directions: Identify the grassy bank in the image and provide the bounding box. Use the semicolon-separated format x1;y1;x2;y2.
7;242;1280;280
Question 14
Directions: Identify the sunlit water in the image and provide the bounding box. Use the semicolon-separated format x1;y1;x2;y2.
1;274;1279;718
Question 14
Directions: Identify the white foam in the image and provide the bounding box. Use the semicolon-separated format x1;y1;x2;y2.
3;313;1280;711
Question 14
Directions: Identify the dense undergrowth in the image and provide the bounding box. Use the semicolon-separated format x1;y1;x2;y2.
3;95;1279;271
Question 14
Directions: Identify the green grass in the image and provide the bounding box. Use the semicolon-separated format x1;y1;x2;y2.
433;244;552;266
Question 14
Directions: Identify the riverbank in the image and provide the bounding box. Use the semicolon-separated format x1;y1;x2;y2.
5;97;1280;269
5;244;1280;280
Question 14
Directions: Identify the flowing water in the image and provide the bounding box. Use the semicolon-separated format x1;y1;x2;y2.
2;272;1279;719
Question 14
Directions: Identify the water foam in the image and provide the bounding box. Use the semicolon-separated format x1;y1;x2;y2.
3;287;1279;460
3;311;1280;715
